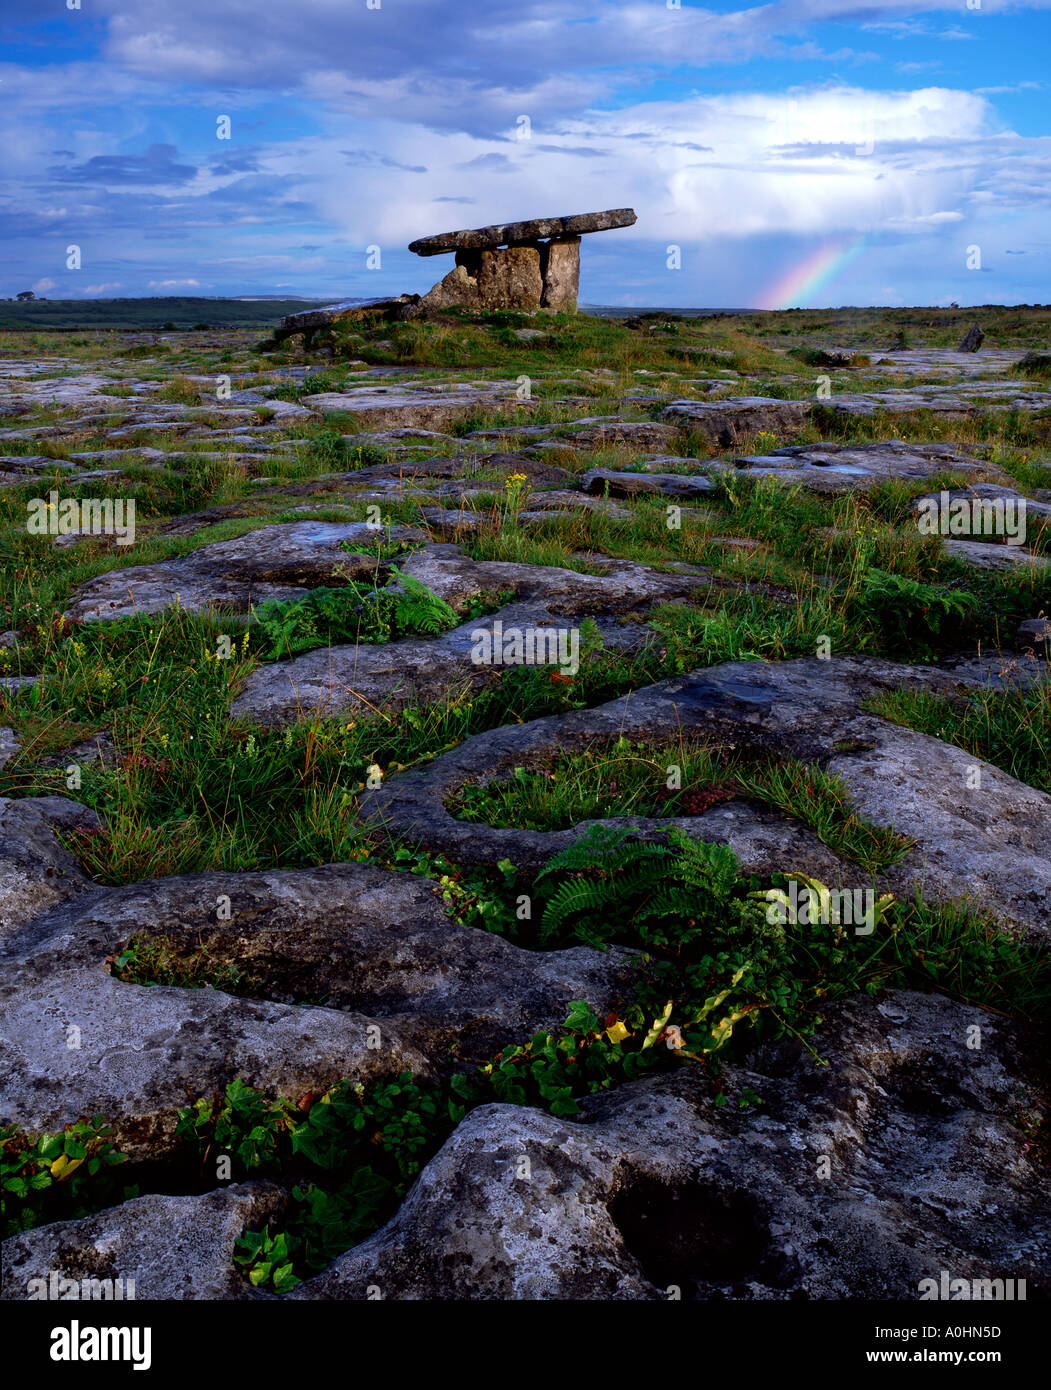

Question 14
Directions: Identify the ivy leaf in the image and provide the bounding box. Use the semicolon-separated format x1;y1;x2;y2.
641;1001;674;1051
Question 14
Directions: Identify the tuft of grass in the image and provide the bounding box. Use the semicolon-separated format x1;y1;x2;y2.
1017;352;1051;381
111;934;244;992
450;736;915;873
867;678;1051;794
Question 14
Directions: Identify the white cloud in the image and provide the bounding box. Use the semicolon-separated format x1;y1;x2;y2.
911;211;966;224
266;86;1004;251
147;278;203;288
31;277;58;294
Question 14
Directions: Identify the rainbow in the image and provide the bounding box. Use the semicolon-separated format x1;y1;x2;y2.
757;237;869;311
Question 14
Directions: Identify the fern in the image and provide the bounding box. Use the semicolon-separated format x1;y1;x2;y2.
392;573;458;636
851;568;979;659
534;824;767;953
536;825;668;880
252;573;457;659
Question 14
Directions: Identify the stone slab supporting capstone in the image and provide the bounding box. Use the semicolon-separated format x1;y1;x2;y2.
413;246;545;315
540;237;580;310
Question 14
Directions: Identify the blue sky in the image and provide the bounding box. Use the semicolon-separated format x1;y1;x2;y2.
1;0;1048;308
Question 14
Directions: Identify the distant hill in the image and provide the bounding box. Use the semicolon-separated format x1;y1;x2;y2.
0;296;337;331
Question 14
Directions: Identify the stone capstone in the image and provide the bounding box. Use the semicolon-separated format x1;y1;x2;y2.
407;209;636;256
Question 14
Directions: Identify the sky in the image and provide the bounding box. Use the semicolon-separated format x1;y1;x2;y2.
0;0;1049;309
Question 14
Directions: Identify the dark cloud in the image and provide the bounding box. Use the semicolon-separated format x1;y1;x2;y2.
341;151;427;173
535;144;608;157
455;153;513;170
210;152;262;175
48;143;197;185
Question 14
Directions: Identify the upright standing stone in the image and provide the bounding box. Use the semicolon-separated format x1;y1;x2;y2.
958;323;985;352
412;246;543;315
540;237;581;310
475;247;543;308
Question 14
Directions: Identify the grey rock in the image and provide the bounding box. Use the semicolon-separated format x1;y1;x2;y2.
356;655;1051;936
41;732;119;772
414;246;545;314
0;833;632;1152
822;385;1051;419
419;490;634;537
1017;618;1051;651
539;237;580;310
0;796;101;940
0;729;20;769
943;539;1051;571
230;546;715;723
265;297;421;350
295;991;1050;1300
301;384;529;432
1017;351;1051;376
582;468;715;498
661;397;810;445
561;419;681;451
64;520;426;622
1;1183;284;1302
910;484;1051;544
809;349;859;367
958;323;985;353
728;440;1003;493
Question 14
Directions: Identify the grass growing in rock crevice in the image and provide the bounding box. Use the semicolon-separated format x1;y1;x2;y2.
1;620;672;882
867;679;1051;794
9;823;1048;1289
448;736;914;873
251;573;458;659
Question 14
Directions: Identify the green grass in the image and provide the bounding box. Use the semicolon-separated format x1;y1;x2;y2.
6;822;1047;1286
0;615;674;883
449;736;914;873
867;679;1051;794
0;298;331;333
2;306;1051;1287
112;934;244;993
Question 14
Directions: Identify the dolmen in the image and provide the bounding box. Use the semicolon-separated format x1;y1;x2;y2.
262;209;636;348
407;209;637;314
